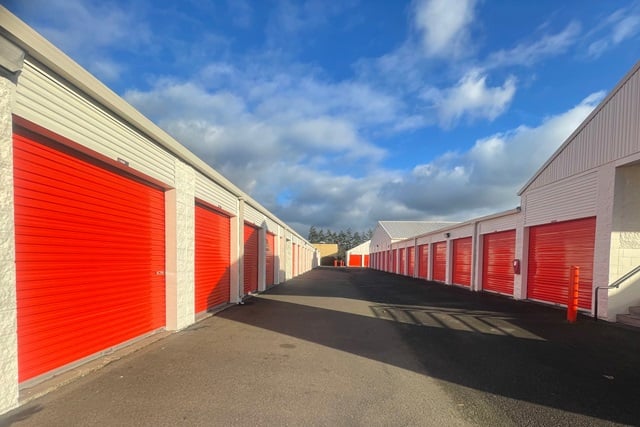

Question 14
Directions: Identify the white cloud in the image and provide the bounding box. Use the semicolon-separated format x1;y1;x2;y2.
422;69;517;127
125;73;387;201
486;22;581;68
379;92;604;218
587;6;640;58
413;0;477;58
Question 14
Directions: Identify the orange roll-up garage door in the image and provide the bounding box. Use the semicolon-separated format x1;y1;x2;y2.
243;223;259;294
407;247;415;277
348;254;362;266
432;241;447;282
364;254;370;267
266;232;275;286
399;248;406;275
527;217;595;309
482;230;515;295
14;130;165;383
195;204;231;313
418;244;428;279
452;237;472;287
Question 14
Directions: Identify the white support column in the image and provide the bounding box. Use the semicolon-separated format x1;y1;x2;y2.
445;239;453;285
229;211;241;303
0;35;23;415
258;225;266;292
165;160;195;330
236;199;245;299
471;222;481;292
513;211;526;300
427;243;433;281
285;236;292;280
413;239;418;278
277;230;283;283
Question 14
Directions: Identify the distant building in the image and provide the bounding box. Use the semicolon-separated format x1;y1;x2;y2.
369;61;640;328
312;243;339;265
346;240;371;267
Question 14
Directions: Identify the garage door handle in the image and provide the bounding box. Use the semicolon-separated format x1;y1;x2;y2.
155;271;165;276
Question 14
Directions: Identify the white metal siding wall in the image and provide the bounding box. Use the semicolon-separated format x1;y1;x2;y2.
416;235;436;246
264;217;278;233
525;65;640;192
371;225;392;254
524;171;598;226
195;172;238;215
442;223;474;239
14;60;175;186
478;213;519;235
349;242;370;255
243;203;263;227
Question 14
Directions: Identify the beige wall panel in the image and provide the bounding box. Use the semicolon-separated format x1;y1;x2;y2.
263;217;278;233
15;60;175;185
243;203;264;227
478;213;519;235
442;223;474;239
524;171;598;226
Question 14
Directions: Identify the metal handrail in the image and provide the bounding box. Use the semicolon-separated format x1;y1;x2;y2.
594;264;640;321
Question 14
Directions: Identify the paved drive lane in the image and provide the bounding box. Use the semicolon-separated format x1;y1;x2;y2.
2;267;640;426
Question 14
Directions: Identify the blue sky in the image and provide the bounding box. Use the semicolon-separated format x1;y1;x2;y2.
6;0;640;235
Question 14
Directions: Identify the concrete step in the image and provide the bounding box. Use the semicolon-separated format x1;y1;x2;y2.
617;313;640;328
628;306;640;316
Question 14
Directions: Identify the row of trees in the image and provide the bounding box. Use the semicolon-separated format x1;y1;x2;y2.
307;226;373;260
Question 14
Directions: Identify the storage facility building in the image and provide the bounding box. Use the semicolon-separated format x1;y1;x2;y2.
0;8;317;414
370;60;640;328
370;221;458;273
346;240;371;267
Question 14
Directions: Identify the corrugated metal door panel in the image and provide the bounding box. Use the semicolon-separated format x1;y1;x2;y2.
399;248;406;275
195;205;230;313
364;255;370;267
266;232;275;286
527;217;596;309
348;255;362;267
418;245;428;279
14;131;165;383
432;242;447;282
482;230;516;295
452;237;472;286
243;223;259;294
407;247;415;277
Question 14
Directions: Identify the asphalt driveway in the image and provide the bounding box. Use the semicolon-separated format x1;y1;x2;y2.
2;267;640;426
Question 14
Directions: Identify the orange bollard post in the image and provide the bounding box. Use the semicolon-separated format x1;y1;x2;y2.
567;266;579;323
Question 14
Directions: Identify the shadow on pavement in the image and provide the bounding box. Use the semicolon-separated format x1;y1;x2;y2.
218;267;640;426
